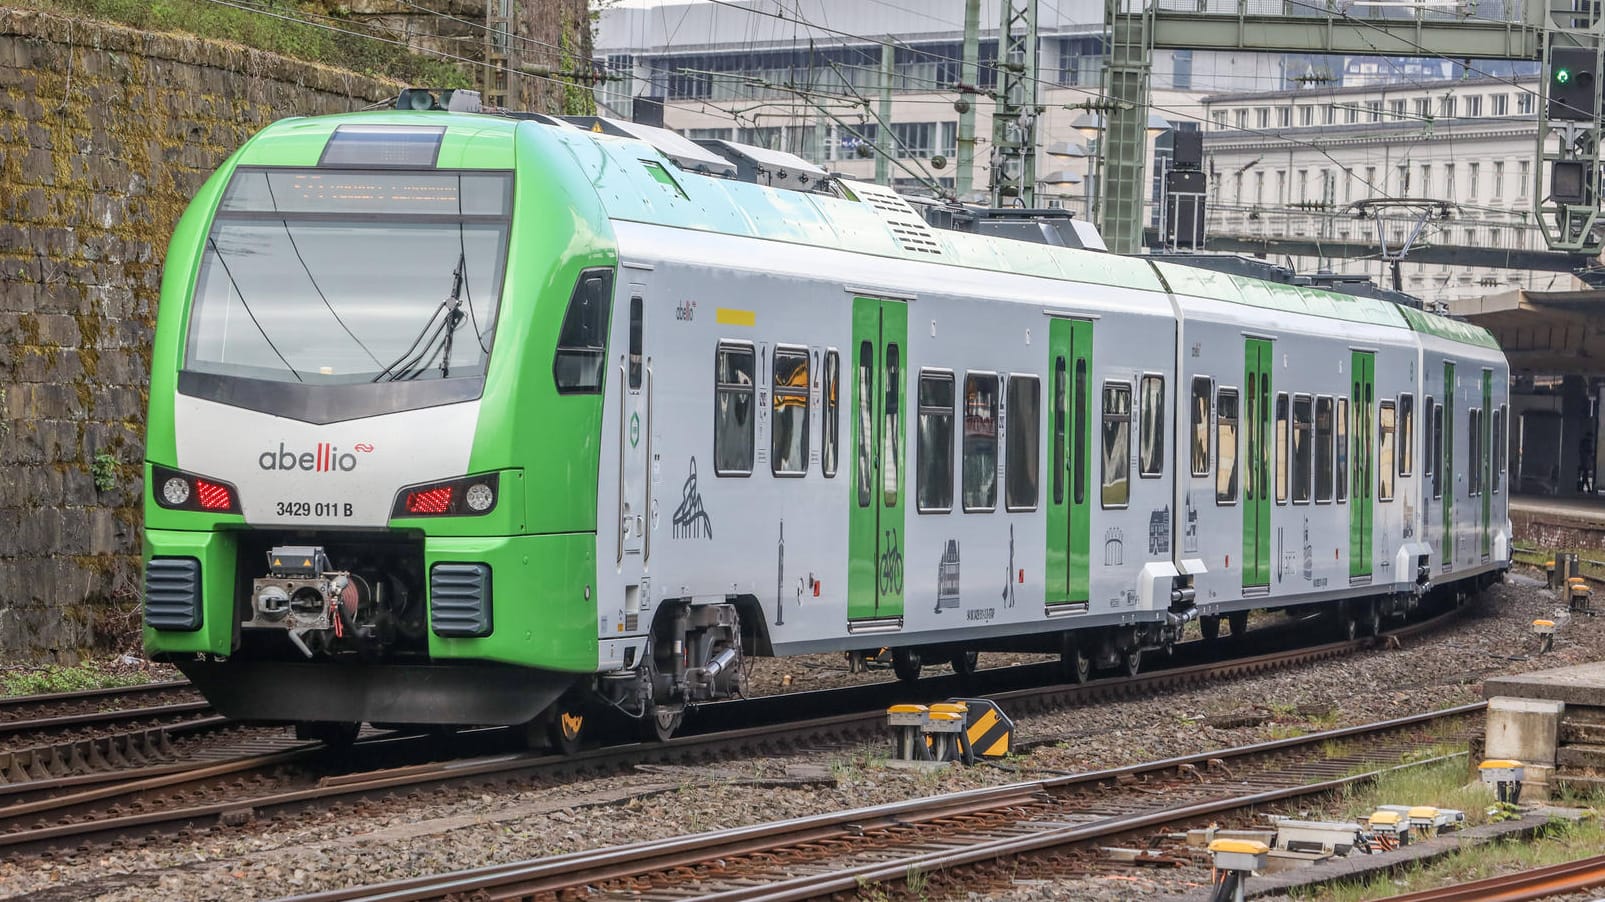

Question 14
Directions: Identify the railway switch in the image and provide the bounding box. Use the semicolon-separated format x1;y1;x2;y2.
1479;759;1526;804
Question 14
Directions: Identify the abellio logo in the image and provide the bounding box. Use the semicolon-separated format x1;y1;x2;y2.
258;442;373;473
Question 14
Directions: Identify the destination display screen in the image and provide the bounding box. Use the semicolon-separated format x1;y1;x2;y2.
220;168;510;217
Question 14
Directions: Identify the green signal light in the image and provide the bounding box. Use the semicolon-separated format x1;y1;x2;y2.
1557;68;1574;85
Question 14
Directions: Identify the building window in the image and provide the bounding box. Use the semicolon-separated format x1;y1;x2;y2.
1006;375;1041;510
1216;388;1239;504
1467;95;1482;117
1346;105;1359;124
1300;105;1314;126
1212;110;1227;130
1325;103;1336;124
1390;99;1407;119
1518;160;1531;198
715;343;756;475
1256;107;1270;129
1191;376;1212;477
917;370;955;512
1492;93;1508;116
1367;99;1383;121
1140;374;1165;477
1493;160;1505;200
962;373;998;511
1102;382;1131;508
1517;93;1535;115
1444;164;1455;200
772;347;809;475
1468;162;1480;203
1414;97;1431;118
1278;107;1292;127
1235;108;1248;130
1440;96;1457;118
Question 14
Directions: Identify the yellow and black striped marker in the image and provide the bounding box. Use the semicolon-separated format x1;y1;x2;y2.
949;697;1014;759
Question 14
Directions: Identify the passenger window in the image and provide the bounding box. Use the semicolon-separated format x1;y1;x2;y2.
1102;382;1131;508
771;348;809;476
1293;395;1313;503
552;269;613;394
1190;376;1211;477
1494;404;1506;493
714;343;755;475
1053;358;1067;505
883;345;900;507
1423;396;1435;481
822;350;839;478
1398;393;1414;476
1007;375;1041;510
1140;375;1165;477
1378;401;1397;501
857;342;873;506
627;296;643;390
962;373;999;511
1215;388;1239;504
1275;393;1289;504
1315;396;1333;503
1336;398;1349;503
1431;402;1444;500
917;371;955;512
1468;407;1482;496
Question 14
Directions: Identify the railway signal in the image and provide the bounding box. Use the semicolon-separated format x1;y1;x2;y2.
1550;46;1598;121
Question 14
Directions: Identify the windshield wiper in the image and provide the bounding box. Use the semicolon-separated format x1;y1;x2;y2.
371;257;466;383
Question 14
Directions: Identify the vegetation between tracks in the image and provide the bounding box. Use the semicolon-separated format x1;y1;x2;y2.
1294;759;1605;900
14;0;471;85
0;660;156;696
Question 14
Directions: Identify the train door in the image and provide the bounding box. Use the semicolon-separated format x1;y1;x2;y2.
1442;361;1455;571
1244;338;1272;591
616;285;649;620
1482;368;1493;561
1350;350;1375;582
847;297;907;626
1047;318;1093;609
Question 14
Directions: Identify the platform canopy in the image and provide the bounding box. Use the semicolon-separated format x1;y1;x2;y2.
1450;289;1605;375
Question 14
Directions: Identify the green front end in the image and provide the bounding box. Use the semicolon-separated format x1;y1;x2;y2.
142;113;621;721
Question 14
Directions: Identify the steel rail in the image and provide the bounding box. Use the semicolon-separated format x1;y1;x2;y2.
0;607;1467;856
281;704;1482;902
1380;852;1605;902
0;700;213;740
0;680;194;715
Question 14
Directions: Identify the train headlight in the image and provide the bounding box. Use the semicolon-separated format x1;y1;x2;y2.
162;477;191;506
151;465;241;514
464;483;495;512
391;472;501;518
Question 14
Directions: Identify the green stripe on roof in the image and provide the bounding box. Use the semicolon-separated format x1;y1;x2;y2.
1151;261;1410;329
1396;304;1502;350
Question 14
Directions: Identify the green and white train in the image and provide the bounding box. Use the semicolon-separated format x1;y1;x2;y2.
143;100;1511;745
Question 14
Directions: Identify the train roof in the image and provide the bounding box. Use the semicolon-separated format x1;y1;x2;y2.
233;111;1502;354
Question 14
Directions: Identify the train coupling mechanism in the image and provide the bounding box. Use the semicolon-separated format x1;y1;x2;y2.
248;546;369;658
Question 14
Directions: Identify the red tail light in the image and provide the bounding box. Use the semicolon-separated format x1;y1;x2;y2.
151;465;240;514
406;486;454;514
195;479;233;511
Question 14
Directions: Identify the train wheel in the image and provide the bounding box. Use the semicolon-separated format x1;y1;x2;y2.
1121;648;1143;678
547;705;588;755
1362;602;1383;637
949;650;979;676
1066;643;1092;684
1337;608;1360;641
892;648;923;682
1199;616;1221;641
1227;611;1249;638
641;703;684;743
295;721;360;750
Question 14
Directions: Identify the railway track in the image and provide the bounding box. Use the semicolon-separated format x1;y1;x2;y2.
282;705;1481;901
0;604;1466;859
1382;852;1605;901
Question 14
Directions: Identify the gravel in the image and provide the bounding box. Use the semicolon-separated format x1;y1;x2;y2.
3;570;1601;902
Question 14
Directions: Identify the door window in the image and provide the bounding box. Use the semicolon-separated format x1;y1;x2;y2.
963;373;999;510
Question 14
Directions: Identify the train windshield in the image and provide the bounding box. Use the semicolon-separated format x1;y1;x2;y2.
185;168;512;385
